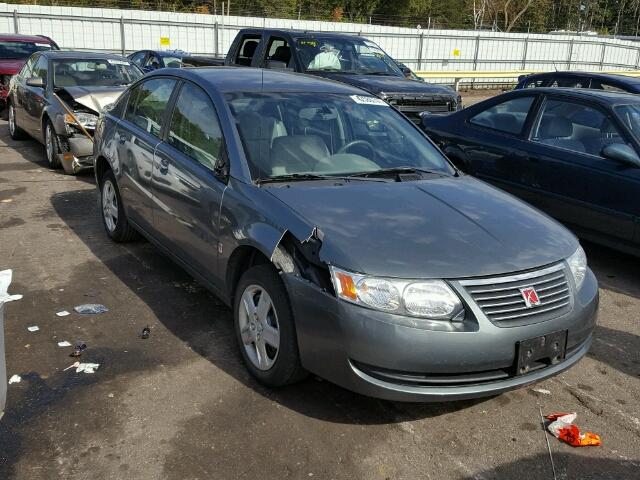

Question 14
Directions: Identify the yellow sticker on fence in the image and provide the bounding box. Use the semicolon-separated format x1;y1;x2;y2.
453;49;460;57
160;37;171;46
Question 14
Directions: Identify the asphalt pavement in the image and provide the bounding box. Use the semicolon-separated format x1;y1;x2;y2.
0;117;638;480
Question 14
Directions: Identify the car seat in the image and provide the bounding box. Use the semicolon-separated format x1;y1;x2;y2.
237;40;258;66
235;111;287;177
270;135;330;174
538;116;585;153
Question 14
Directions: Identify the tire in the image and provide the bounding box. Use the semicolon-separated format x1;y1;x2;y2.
8;103;27;140
234;264;307;387
99;169;139;242
44;119;62;169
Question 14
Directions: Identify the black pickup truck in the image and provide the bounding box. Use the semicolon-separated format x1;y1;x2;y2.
219;28;461;121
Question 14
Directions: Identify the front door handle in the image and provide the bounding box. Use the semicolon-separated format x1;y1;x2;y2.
118;134;126;144
158;158;169;175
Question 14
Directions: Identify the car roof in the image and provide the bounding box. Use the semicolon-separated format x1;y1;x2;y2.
238;28;367;42
149;66;369;95
39;50;132;61
0;33;56;44
512;86;640;105
523;70;640;86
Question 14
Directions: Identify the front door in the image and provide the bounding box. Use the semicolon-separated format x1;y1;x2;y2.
116;77;177;233
151;81;227;286
526;96;639;242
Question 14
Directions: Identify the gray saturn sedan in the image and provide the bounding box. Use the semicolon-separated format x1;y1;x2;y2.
93;67;598;402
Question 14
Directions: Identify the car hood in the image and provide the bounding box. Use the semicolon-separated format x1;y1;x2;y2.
0;59;27;75
313;72;457;97
267;175;577;279
59;86;127;112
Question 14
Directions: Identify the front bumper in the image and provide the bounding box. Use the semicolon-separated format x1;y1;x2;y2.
284;268;598;402
57;134;94;174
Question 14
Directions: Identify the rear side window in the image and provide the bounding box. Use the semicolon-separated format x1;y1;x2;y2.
124;78;176;137
167;83;223;171
595;82;627;93
470;96;535;135
234;35;261;66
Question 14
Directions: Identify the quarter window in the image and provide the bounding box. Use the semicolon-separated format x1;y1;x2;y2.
532;99;626;156
168;83;223;171
470;96;534;135
234;35;261;66
124;78;176;137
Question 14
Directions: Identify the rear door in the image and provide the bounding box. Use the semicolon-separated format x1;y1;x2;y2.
151;81;227;286
116;76;177;233
460;94;540;201
12;54;37;129
229;33;264;67
524;95;638;242
22;55;49;139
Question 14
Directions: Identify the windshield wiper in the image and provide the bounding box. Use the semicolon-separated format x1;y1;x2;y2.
256;173;387;185
366;71;396;76
348;167;449;179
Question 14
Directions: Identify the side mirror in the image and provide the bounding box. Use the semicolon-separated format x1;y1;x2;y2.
265;60;289;70
26;77;44;88
214;149;230;182
602;143;640;168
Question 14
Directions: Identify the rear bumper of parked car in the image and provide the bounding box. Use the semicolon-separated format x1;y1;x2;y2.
284;268;598;402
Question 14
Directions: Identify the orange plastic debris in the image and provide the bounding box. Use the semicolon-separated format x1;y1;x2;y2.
544;412;602;447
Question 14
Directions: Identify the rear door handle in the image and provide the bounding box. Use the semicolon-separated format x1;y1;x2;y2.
118;134;126;144
159;157;169;174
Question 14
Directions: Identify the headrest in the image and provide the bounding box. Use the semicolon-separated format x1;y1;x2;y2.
242;40;258;58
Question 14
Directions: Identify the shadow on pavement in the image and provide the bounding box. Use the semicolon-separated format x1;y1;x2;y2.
461;452;638;479
589;325;640;379
585;241;640;300
49;188;486;426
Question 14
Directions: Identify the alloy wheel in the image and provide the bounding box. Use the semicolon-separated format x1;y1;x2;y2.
45;123;55;165
8;105;15;136
102;180;119;233
238;285;280;371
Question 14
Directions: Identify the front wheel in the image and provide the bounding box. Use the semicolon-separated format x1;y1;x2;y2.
99;169;139;242
44;120;62;169
8;103;27;140
234;265;307;387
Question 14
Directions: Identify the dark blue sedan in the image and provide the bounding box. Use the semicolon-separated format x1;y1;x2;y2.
516;71;640;93
128;49;221;72
93;69;597;401
421;88;640;256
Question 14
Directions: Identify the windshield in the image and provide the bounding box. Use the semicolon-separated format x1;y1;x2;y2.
52;59;142;88
614;104;640;141
226;92;454;181
294;37;403;76
0;41;54;59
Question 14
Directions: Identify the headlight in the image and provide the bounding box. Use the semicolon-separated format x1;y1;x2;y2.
567;245;587;291
330;266;464;322
65;112;98;129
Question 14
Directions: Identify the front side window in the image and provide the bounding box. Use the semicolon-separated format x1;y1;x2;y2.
32;56;48;83
19;55;37;78
532;98;626;156
168;83;223;171
0;41;53;60
469;96;535;135
129;51;146;66
226;92;454;180
52;58;142;88
614;104;640;142
124;78;176;137
295;36;403;76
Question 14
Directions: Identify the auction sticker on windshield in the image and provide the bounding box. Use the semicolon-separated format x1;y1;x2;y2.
107;59;129;65
350;95;388;106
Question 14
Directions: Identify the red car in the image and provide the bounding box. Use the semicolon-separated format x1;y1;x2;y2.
0;34;59;112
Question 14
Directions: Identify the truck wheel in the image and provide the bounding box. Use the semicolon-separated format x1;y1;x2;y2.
8;104;27;140
44;120;62;169
234;264;308;387
99;169;139;242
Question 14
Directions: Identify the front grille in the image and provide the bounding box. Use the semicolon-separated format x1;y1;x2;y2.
459;263;572;327
386;96;455;122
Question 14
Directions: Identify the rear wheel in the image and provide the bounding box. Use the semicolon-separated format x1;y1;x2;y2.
234;264;307;387
99;169;138;242
8;103;27;140
44;120;61;169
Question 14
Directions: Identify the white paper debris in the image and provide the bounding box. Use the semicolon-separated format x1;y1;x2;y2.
74;304;108;314
8;374;21;384
27;326;39;332
64;361;100;374
533;388;551;395
56;310;70;317
0;269;23;304
57;341;72;347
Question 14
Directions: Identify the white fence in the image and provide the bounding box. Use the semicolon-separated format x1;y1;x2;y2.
2;3;640;82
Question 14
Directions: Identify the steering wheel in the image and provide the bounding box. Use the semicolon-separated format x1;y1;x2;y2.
337;140;376;159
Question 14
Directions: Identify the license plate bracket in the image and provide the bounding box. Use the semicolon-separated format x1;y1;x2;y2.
516;330;567;375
